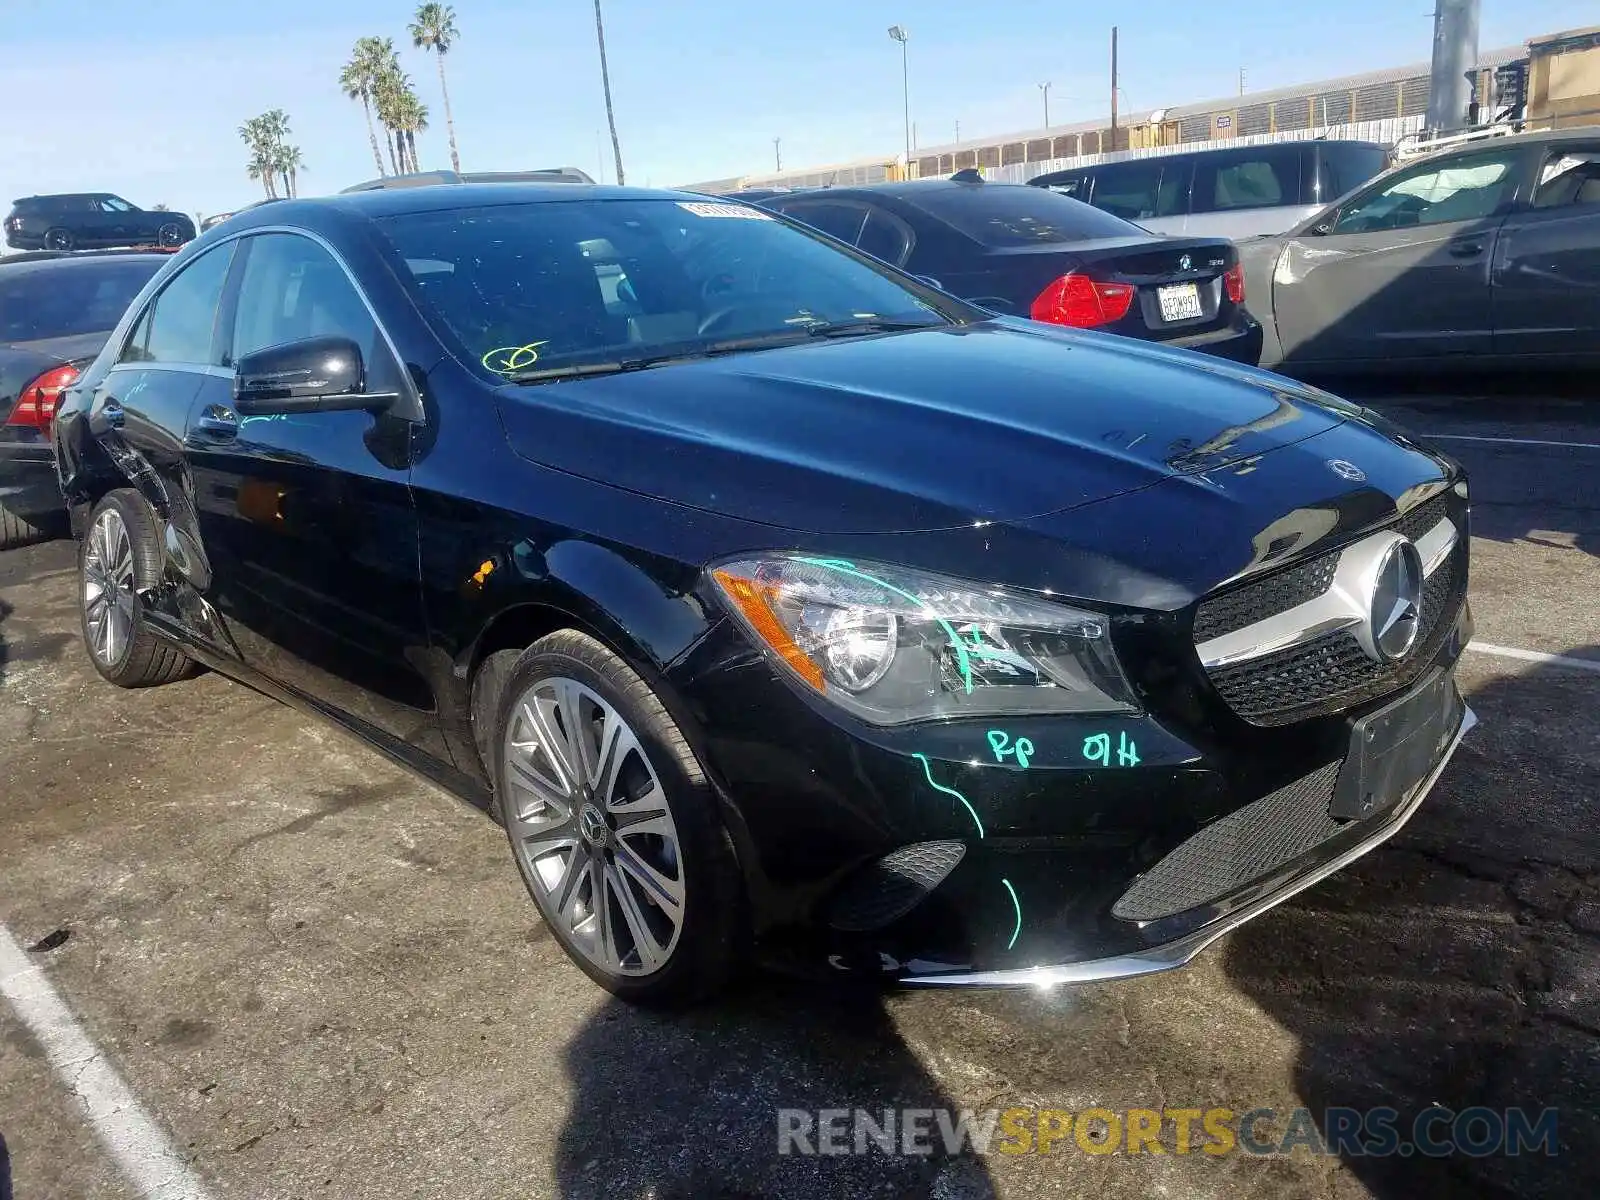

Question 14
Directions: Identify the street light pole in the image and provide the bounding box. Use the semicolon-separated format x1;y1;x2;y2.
1039;81;1051;127
773;137;782;172
888;25;911;172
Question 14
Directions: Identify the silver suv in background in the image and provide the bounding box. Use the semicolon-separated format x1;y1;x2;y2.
1029;140;1393;239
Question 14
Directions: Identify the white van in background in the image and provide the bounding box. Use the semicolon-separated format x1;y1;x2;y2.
1028;140;1393;240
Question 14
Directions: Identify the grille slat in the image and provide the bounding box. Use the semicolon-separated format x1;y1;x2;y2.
1195;494;1466;725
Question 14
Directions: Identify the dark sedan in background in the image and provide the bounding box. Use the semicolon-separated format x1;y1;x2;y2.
759;174;1262;364
1242;126;1600;373
55;183;1469;1005
0;250;168;546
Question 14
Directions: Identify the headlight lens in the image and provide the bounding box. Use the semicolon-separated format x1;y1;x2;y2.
710;555;1138;725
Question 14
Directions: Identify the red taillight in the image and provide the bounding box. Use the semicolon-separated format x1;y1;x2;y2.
7;364;79;433
1030;273;1137;329
1223;262;1245;305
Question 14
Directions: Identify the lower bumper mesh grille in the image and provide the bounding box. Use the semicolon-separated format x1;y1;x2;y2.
1112;760;1342;923
824;840;967;932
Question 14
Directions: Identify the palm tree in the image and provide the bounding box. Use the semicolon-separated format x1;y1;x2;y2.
340;36;393;177
239;115;278;198
592;0;624;184
276;144;306;198
373;64;409;174
409;3;460;173
398;92;430;174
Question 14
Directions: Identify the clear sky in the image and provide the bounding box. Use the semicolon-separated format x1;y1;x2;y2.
3;0;1593;218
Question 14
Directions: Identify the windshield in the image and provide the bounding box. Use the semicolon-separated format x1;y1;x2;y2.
377;198;951;379
913;184;1144;246
0;257;162;343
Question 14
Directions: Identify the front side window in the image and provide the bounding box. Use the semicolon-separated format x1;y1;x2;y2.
1533;148;1600;209
377;198;951;381
0;258;163;342
1332;149;1521;233
121;243;235;365
228;233;404;389
100;197;135;213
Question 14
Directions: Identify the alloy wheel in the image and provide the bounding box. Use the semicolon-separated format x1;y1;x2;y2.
502;676;686;976
44;228;72;251
157;222;184;247
83;507;136;668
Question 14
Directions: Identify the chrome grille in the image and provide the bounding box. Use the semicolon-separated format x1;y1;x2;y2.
1194;494;1467;726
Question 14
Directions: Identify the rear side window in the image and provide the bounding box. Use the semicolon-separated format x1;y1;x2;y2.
1533;148;1600;209
1192;147;1302;214
120;244;235;365
0;258;163;342
1089;160;1188;222
912;184;1141;246
1030;171;1089;200
1318;144;1391;201
775;201;870;245
855;210;912;265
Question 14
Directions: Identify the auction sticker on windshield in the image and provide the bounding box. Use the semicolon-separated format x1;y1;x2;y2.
676;201;774;219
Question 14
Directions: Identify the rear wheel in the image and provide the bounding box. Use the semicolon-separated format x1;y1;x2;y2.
43;227;73;252
156;221;186;247
79;490;192;688
484;630;743;1005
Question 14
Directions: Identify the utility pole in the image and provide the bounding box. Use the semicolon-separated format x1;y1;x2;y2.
888;25;912;170
773;137;781;171
1109;26;1119;149
1039;81;1052;127
1239;67;1246;96
955;119;961;142
1426;0;1481;132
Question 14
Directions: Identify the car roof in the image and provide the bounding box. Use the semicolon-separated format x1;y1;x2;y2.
0;250;169;274
222;182;718;226
758;178;1030;203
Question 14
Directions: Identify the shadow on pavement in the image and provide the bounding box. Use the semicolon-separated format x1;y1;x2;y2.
553;975;994;1200
1224;645;1600;1199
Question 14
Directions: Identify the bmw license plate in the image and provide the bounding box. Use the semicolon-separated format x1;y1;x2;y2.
1157;282;1203;323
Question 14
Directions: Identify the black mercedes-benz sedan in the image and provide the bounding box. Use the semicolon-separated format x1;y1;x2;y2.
52;184;1474;1004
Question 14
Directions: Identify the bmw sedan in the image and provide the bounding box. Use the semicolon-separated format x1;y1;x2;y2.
54;184;1474;1004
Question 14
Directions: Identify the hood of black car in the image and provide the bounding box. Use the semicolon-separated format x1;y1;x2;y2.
494;319;1357;534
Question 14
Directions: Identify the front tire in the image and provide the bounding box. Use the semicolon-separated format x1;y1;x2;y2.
79;490;192;688
156;221;186;248
485;630;743;1006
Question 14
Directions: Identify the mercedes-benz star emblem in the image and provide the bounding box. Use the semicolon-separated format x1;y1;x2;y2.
1368;539;1424;662
579;803;609;848
1326;459;1366;482
1178;253;1192;272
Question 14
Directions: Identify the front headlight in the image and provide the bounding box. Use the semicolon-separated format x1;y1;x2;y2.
710;555;1138;725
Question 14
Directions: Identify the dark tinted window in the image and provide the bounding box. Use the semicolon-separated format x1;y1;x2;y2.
230;233;403;389
377;198;945;378
911;184;1141;245
1533;147;1600;209
1030;171;1089;200
775;201;869;244
0;258;162;342
1332;148;1520;233
121;243;234;364
856;210;911;265
1090;160;1188;221
1318;143;1390;201
1192;146;1302;213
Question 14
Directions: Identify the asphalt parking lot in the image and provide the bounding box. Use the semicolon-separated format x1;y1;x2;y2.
2;381;1598;1200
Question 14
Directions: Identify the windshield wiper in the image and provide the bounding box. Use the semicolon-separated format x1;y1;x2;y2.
502;320;944;383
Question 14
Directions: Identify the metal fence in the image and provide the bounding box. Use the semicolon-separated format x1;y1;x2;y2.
986;116;1428;185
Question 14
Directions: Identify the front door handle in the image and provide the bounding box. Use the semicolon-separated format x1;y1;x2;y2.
193;405;239;438
1448;239;1484;258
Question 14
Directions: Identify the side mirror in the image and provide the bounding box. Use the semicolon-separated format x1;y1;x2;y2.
1308;220;1335;236
233;335;395;416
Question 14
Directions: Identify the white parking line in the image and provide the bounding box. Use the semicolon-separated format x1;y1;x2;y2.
1466;643;1600;674
0;925;212;1200
1420;433;1600;451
